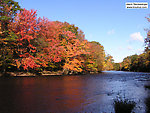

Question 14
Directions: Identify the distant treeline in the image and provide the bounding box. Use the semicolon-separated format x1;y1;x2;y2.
0;0;114;75
113;15;150;72
113;51;150;72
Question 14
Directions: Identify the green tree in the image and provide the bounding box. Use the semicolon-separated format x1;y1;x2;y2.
0;0;21;74
89;41;105;72
113;63;121;71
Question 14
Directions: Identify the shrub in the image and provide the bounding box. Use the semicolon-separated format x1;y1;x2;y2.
113;98;136;113
145;97;150;113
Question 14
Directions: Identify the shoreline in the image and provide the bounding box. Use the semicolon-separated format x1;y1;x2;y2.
0;71;100;77
1;70;150;77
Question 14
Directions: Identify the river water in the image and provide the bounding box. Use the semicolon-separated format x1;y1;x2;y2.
0;71;149;113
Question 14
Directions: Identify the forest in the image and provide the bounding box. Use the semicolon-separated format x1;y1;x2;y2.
0;0;115;76
113;50;150;72
0;0;149;76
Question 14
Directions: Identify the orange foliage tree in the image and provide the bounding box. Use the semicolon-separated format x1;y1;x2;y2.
2;6;107;75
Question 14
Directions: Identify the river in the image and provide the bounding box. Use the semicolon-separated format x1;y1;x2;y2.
0;71;149;113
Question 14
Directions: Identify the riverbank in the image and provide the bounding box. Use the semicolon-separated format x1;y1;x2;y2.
0;71;62;77
0;70;100;77
0;72;37;77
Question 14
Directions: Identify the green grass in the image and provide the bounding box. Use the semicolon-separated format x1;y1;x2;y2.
113;98;136;113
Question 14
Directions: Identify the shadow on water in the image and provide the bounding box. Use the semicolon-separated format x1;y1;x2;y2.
0;71;149;113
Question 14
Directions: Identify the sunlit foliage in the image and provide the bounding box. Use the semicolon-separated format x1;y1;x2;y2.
104;54;114;70
0;1;111;75
0;0;22;74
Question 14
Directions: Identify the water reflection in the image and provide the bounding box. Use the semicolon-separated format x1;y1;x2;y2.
0;71;149;113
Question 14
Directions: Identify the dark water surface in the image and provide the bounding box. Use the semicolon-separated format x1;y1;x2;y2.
0;71;150;113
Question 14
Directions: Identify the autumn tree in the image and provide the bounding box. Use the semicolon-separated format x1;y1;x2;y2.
60;23;90;74
11;9;41;71
88;41;105;72
113;63;121;71
0;0;21;74
104;54;114;70
144;15;150;71
145;15;150;50
121;56;132;71
36;19;65;71
0;0;108;75
120;53;150;72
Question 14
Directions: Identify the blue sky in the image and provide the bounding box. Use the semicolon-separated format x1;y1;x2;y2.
16;0;150;62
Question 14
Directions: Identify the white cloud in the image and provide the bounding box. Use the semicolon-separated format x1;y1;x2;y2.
130;32;144;42
107;29;115;35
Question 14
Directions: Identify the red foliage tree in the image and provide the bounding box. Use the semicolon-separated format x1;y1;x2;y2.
11;9;41;70
36;19;65;69
10;8;105;74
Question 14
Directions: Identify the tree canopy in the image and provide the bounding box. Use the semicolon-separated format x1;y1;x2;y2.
0;1;113;75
